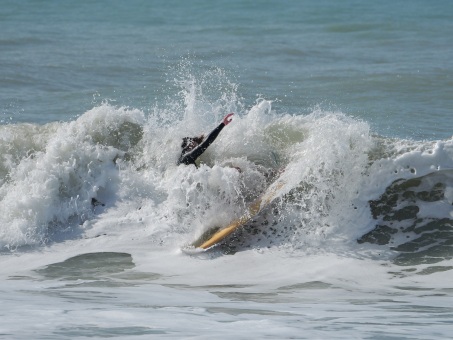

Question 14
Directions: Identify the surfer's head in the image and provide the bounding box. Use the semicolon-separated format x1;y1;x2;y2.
181;135;204;154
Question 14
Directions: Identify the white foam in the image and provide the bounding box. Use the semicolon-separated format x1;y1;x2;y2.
0;104;145;249
1;97;453;339
2;95;453;257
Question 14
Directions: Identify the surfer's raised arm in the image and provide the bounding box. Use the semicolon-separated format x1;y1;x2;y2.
177;113;234;166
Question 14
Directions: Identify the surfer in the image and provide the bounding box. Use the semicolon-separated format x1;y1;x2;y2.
178;113;234;166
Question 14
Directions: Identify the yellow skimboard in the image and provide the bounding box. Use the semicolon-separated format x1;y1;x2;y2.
190;178;286;251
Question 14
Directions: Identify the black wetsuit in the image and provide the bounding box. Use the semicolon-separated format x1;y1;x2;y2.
178;122;225;166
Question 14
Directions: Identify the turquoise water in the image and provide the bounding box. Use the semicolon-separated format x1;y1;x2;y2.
1;1;453;339
1;0;452;138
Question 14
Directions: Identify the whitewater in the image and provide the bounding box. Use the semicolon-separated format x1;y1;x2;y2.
1;75;453;338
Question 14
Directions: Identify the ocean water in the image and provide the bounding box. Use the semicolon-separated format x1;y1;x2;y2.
1;0;453;339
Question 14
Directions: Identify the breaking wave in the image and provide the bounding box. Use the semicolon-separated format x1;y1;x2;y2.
1;74;452;272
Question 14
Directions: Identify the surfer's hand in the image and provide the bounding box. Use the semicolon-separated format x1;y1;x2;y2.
223;113;234;126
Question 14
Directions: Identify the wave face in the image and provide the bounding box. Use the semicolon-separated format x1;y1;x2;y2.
1;76;452;270
359;170;453;268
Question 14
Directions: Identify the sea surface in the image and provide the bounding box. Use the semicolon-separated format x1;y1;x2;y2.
1;0;453;339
